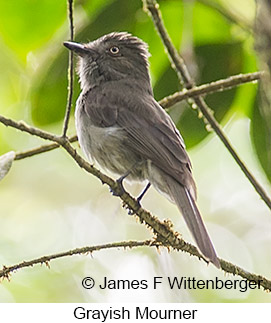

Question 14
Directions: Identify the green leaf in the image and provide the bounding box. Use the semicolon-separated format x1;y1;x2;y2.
0;151;15;181
250;90;271;182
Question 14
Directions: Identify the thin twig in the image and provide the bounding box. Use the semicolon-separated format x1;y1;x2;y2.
1;115;271;290
62;0;74;137
144;0;271;211
160;72;263;109
0;115;59;142
0;240;155;279
14;135;78;160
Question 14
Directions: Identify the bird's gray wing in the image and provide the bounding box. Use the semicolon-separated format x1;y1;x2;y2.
117;95;195;193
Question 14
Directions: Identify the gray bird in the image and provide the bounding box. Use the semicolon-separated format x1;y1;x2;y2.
64;32;220;268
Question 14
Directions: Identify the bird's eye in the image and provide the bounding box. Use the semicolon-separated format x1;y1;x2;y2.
109;46;120;55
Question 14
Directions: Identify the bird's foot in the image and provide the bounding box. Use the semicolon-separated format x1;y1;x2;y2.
110;175;126;197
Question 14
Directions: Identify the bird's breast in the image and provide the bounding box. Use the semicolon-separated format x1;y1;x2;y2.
75;101;142;177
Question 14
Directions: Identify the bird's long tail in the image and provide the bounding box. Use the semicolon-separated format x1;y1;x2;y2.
164;175;220;268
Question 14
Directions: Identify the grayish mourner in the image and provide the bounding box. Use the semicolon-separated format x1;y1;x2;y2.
64;32;220;268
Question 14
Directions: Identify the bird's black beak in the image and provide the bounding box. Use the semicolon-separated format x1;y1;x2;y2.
63;41;89;56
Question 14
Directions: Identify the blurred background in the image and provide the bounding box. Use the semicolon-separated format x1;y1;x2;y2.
0;0;271;302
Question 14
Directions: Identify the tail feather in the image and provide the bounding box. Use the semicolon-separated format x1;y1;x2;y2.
164;176;220;268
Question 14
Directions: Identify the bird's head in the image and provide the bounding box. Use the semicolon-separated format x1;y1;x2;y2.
64;32;151;91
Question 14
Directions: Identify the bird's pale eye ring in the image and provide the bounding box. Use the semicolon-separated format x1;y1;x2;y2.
109;46;120;54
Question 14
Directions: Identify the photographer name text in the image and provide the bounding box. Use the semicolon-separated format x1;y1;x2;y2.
82;276;262;293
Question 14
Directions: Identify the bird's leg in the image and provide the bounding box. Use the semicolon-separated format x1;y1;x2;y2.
137;182;151;203
127;182;151;216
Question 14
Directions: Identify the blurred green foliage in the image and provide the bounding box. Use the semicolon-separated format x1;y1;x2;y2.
251;93;271;182
0;0;66;62
0;0;270;303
